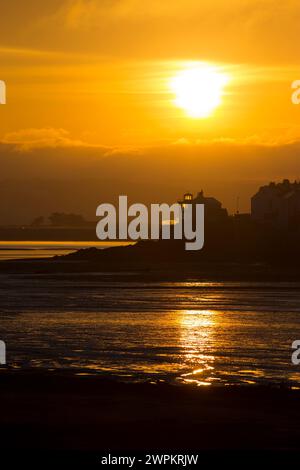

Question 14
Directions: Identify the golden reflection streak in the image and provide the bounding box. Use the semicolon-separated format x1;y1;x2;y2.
179;309;216;386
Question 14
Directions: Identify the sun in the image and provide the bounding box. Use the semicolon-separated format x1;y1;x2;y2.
170;64;229;118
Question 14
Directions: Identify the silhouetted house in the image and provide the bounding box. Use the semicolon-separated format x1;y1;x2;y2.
251;179;300;230
178;190;228;222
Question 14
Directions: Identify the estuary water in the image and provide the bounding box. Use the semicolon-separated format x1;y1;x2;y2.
0;274;300;386
0;241;132;260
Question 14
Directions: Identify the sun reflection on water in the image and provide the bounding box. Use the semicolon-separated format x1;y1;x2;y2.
178;309;216;385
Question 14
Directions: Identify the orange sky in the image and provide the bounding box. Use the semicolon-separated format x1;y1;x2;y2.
0;1;300;222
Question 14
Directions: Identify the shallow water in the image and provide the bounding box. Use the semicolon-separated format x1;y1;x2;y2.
0;274;300;386
0;241;132;260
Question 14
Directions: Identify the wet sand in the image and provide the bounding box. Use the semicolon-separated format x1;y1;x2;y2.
0;369;300;455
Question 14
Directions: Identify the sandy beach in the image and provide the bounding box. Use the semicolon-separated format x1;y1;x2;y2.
1;370;300;459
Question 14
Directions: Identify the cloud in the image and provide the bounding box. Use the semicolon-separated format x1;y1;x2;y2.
2;127;92;150
46;0;300;64
4;125;300;153
0;0;300;64
172;128;300;148
1;135;300;224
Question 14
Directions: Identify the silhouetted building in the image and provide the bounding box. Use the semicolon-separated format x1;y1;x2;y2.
251;179;300;230
178;190;228;222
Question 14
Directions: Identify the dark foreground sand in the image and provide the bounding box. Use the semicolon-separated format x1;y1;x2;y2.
1;370;300;458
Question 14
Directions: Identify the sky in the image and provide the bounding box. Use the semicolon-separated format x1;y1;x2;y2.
1;0;300;223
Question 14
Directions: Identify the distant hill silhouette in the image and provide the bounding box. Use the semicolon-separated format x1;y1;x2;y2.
60;216;300;278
